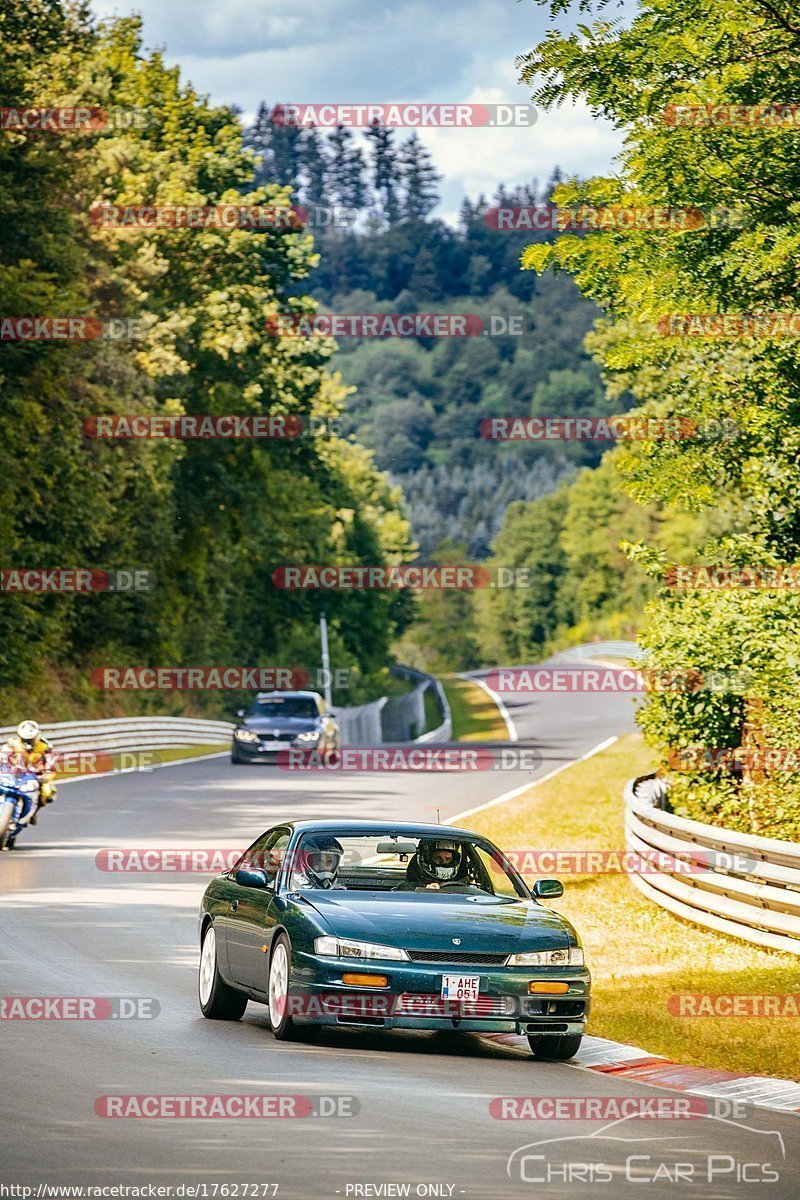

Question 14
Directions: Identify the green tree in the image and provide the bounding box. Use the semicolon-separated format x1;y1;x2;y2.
518;0;800;836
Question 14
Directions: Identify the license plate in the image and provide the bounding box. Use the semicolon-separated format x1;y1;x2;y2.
441;974;480;1002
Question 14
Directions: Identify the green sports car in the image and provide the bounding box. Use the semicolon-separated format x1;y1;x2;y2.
198;819;590;1060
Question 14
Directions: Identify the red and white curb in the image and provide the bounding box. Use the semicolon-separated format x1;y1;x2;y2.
484;1034;800;1115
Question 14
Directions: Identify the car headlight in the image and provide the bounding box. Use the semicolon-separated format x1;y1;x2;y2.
295;729;321;743
314;936;409;961
508;947;584;967
234;729;258;742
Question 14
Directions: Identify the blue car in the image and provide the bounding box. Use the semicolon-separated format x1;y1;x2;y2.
198;820;590;1060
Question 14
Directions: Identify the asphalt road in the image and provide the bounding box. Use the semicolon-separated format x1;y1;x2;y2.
1;658;797;1198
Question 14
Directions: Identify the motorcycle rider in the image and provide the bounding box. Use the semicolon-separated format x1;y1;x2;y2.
0;721;57;826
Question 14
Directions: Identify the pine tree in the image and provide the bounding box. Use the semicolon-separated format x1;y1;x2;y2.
301;126;328;208
243;101;275;188
398;133;441;221
327;126;370;210
365;121;401;225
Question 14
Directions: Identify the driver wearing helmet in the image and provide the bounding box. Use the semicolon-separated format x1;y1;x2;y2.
296;835;345;890
0;721;57;825
404;838;465;890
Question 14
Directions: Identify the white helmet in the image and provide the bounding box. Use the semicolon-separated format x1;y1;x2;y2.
17;721;40;748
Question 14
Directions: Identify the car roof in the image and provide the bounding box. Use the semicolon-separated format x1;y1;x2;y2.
253;691;321;700
280;819;483;839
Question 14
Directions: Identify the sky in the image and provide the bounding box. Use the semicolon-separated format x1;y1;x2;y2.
90;0;625;219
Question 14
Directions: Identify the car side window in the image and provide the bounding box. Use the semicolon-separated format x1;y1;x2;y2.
264;833;291;884
231;827;289;876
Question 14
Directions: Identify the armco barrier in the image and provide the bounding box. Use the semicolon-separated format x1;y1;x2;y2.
0;666;452;764
561;640;644;662
387;665;452;743
624;773;800;955
0;716;233;757
333;698;387;746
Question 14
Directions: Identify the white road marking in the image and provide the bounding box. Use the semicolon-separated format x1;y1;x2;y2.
447;735;618;823
461;673;518;742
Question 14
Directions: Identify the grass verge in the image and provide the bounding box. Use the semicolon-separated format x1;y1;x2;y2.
465;733;800;1081
441;675;508;741
61;744;230;781
144;744;229;766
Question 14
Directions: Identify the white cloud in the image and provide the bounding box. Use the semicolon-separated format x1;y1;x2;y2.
89;0;624;207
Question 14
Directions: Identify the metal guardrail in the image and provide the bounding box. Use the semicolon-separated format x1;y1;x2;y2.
333;698;388;746
0;717;233;756
624;773;800;956
561;640;645;662
389;665;452;743
0;672;452;763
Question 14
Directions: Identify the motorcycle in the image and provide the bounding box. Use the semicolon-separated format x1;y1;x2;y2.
0;768;41;850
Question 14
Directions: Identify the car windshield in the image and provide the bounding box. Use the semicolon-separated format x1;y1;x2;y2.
287;832;528;898
246;698;318;719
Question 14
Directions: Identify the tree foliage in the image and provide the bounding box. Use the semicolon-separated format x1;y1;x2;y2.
514;0;800;836
0;1;413;715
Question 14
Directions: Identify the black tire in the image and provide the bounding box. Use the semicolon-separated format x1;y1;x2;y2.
230;751;246;764
528;1033;583;1061
198;923;248;1020
267;933;320;1041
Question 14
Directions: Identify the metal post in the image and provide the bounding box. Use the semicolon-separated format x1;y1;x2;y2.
320;612;333;709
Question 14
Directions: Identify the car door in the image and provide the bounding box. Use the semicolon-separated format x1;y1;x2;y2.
226;828;291;991
216;827;281;977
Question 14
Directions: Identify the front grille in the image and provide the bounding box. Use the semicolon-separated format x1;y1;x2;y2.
395;993;514;1017
406;950;510;966
259;732;295;743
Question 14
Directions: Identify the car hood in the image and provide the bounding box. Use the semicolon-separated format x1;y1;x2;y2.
240;717;319;733
301;891;576;953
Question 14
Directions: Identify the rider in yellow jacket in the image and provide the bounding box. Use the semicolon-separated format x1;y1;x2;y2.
0;721;57;823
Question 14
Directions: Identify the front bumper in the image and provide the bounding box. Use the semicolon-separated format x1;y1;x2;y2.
232;736;323;760
290;952;591;1037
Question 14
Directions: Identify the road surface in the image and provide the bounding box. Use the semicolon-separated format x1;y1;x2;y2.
2;659;796;1197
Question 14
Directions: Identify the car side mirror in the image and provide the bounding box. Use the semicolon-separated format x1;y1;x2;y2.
235;867;271;889
237;709;245;718
532;878;564;899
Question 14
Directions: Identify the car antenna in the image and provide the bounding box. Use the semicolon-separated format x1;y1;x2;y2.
436;807;440;823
